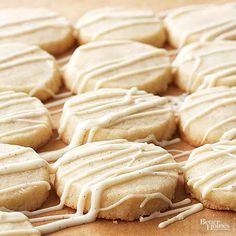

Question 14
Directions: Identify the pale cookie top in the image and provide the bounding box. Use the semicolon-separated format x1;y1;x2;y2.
59;88;176;145
165;3;236;48
0;8;74;55
0;211;40;236
64;40;171;94
75;7;166;46
183;140;236;209
173;41;236;92
0;144;50;211
0;43;61;101
179;87;236;146
55;139;179;212
0;91;53;149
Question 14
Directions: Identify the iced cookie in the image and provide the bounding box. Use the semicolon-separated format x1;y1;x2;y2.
59;88;176;145
64;40;172;94
0;8;75;55
173;41;236;93
0;144;50;211
183;140;236;211
179;87;236;146
0;91;53;149
0;43;61;101
54;139;179;220
75;7;166;47
0;211;40;236
165;3;236;48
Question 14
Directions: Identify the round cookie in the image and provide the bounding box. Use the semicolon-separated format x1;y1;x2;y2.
183;140;236;211
64;40;172;94
54;139;179;220
0;91;53;149
0;8;75;55
179;87;236;147
0;211;40;236
173;41;236;93
165;3;236;48
0;43;61;101
59;88;176;145
75;7;166;47
0;144;50;211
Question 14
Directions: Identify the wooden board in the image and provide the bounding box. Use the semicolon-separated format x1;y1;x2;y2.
0;0;235;235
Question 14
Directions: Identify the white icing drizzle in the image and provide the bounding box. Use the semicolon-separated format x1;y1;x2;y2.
167;5;209;20
180;87;236;144
166;49;179;57
0;54;52;71
0;91;52;140
166;4;236;47
25;140;202;234
165;93;188;115
76;8;161;40
57;55;71;67
45;99;68;109
0;9;69;39
173;42;236;91
70;42;169;93
135;134;180;147
140;203;203;228
0;181;50;194
92;19;161;40
0;44;56;98
13;139;203;234
39;88;173;162
168;149;191;160
0;146;50;218
183;141;236;198
45;92;73;116
220;128;236;141
0;211;40;235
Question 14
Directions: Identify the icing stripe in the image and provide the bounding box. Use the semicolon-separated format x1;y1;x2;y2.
0;91;52;140
71;47;167;93
173;44;236;92
184;142;236;199
180;88;236;144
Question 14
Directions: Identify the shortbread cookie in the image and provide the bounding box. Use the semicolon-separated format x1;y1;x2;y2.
165;3;236;48
0;211;40;236
0;43;61;101
173;41;236;93
0;8;75;55
59;88;176;145
0;91;53;149
179;87;236;147
54;139;179;220
64;40;172;94
183;140;236;211
75;7;166;47
0;144;50;211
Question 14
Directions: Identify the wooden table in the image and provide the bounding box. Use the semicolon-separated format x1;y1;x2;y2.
0;0;235;235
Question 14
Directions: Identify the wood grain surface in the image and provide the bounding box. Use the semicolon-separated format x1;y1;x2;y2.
0;0;235;235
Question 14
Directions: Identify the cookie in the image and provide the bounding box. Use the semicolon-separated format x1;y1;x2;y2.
0;144;50;211
173;41;236;93
179;87;236;147
0;211;40;236
183;140;236;211
0;43;61;101
165;3;236;48
75;7;166;47
64;40;172;94
0;8;75;55
59;88;176;145
0;91;53;149
54;140;179;220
